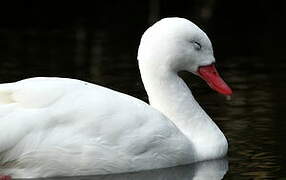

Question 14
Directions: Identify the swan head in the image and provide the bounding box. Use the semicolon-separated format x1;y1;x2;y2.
138;17;232;95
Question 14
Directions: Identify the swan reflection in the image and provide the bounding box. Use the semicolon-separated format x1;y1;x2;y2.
42;159;228;180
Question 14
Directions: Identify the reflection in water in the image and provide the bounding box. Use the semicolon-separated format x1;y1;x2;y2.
40;159;228;180
1;25;286;179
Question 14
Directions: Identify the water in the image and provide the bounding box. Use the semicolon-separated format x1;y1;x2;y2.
1;25;286;180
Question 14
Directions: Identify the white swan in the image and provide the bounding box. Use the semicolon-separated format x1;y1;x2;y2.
0;17;232;178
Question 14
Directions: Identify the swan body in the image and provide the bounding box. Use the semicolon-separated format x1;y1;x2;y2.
0;18;232;178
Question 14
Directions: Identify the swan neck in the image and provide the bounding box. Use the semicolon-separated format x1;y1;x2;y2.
140;65;203;130
139;61;228;160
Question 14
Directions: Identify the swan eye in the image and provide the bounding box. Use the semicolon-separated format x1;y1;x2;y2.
192;41;201;50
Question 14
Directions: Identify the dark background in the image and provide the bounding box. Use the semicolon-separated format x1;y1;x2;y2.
0;1;286;179
1;1;285;82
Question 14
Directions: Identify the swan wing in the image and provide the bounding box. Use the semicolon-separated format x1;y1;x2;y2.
0;77;192;178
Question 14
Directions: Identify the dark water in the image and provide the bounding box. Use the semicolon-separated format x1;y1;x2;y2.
1;26;286;180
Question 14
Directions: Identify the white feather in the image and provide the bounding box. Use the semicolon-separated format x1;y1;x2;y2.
0;18;228;178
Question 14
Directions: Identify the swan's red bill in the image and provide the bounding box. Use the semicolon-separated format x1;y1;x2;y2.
197;64;232;95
